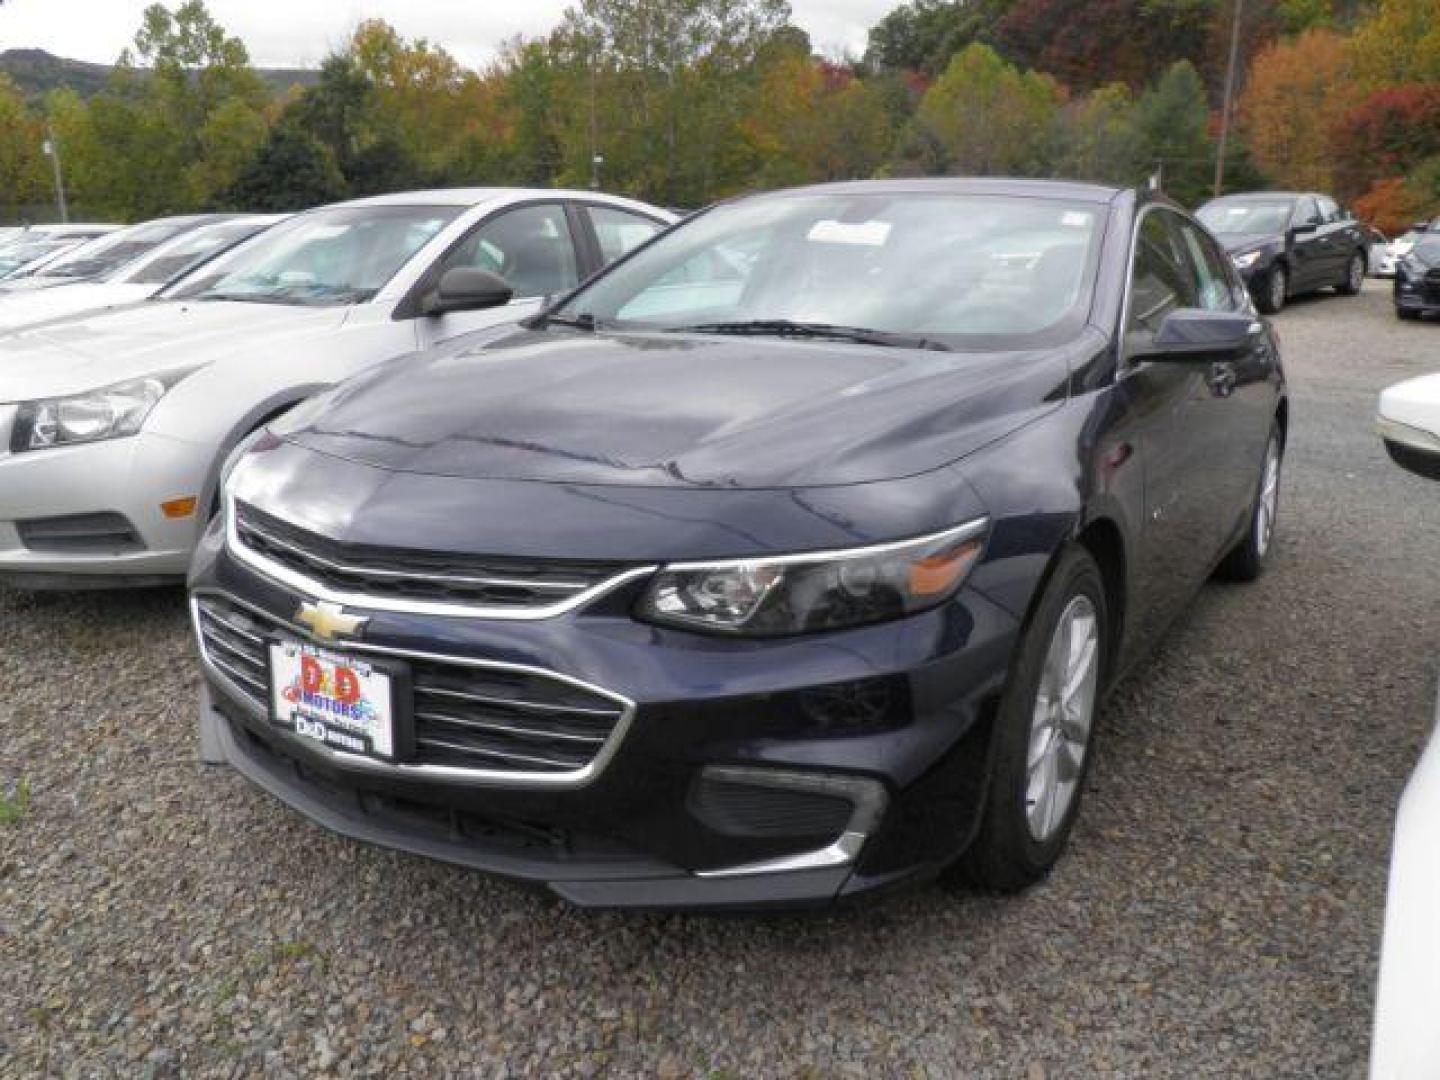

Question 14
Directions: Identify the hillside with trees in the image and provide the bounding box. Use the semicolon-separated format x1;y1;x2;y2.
0;0;1435;229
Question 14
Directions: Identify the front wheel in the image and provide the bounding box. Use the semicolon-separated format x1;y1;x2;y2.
1256;263;1287;314
1216;425;1282;582
960;546;1107;892
1338;252;1365;295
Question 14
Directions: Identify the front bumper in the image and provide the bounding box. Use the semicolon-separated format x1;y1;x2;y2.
1395;276;1440;314
190;528;1020;910
1371;692;1440;1078
0;428;209;586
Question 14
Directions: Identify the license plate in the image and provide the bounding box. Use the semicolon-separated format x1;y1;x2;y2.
269;641;396;760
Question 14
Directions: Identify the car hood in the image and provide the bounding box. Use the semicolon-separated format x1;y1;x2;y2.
1216;231;1281;255
0;282;157;335
283;327;1088;490
0;299;349;401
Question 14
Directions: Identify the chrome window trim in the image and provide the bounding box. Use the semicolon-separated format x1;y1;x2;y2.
225;493;659;621
191;588;636;789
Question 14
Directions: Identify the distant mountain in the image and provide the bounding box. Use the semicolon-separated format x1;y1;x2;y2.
0;48;319;99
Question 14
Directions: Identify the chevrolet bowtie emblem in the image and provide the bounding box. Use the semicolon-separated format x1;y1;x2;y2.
296;600;368;641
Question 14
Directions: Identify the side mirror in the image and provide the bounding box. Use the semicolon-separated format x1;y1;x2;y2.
1131;308;1260;360
1378;376;1440;481
1289;221;1319;237
422;267;514;317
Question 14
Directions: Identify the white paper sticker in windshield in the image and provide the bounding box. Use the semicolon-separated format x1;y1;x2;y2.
807;220;892;246
1061;211;1093;229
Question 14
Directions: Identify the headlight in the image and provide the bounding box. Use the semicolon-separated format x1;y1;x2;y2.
10;375;181;453
636;519;988;637
1232;251;1263;270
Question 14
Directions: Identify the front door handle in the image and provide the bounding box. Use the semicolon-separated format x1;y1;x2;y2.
1208;363;1237;397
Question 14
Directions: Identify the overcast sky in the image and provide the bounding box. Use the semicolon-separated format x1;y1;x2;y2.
0;0;895;69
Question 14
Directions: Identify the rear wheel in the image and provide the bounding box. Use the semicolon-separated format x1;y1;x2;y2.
1256;263;1287;314
1217;425;1282;582
961;546;1106;892
1338;251;1365;295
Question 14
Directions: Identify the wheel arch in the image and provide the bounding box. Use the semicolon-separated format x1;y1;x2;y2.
198;384;330;520
1073;516;1128;685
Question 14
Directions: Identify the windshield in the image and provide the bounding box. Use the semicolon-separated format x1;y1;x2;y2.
1197;199;1296;235
38;218;208;281
1413;237;1440;264
124;218;273;285
552;193;1105;348
171;205;459;307
0;238;77;278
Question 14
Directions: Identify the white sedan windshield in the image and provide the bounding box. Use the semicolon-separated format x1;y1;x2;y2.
173;205;459;307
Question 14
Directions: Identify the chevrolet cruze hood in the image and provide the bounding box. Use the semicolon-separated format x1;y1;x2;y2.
0;282;157;335
285;328;1086;489
0;300;349;401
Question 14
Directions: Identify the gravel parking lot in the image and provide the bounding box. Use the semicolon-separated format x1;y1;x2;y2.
3;279;1438;1078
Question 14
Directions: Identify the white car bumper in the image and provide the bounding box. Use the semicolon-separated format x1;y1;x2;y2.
0;428;211;584
1372;690;1440;1078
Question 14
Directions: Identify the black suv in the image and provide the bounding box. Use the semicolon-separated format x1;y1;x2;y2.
1197;192;1370;313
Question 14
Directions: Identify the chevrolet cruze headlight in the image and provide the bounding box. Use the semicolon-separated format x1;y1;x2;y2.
10;375;180;453
1232;251;1263;270
636;519;987;637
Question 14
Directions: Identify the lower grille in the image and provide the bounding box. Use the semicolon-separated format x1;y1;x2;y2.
17;512;142;555
193;594;630;780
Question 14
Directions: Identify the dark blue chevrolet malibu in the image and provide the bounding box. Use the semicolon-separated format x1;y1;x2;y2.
189;179;1287;909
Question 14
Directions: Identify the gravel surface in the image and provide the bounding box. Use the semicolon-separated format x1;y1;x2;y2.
3;280;1438;1078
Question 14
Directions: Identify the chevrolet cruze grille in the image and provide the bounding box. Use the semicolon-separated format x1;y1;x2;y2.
193;594;631;779
233;500;635;611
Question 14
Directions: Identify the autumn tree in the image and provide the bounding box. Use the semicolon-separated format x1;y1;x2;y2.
1238;29;1349;191
1346;0;1440;93
1331;84;1440;199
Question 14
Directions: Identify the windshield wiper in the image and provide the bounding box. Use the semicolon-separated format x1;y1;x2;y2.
672;320;950;352
536;311;599;331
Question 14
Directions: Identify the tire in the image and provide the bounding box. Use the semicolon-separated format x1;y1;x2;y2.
1216;424;1282;582
1255;263;1287;314
960;546;1107;892
1337;251;1365;295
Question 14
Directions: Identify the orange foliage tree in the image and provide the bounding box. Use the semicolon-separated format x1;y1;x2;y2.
1238;29;1350;192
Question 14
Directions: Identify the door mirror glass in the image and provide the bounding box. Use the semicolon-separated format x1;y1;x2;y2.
422;267;514;316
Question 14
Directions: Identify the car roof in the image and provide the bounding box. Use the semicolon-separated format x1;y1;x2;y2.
331;187;659;210
756;177;1127;205
1205;191;1309;201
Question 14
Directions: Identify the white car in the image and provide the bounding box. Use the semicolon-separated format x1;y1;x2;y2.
0;223;120;281
1372;372;1440;1078
0;216;282;334
0;188;673;587
1377;228;1433;279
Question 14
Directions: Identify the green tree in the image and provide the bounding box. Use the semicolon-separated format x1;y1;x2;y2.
864;0;1014;75
0;75;49;219
1053;82;1146;185
220;121;346;211
902;43;1062;176
1134;60;1214;204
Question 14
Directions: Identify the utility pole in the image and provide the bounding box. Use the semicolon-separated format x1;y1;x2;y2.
1213;0;1244;198
43;122;69;223
588;60;601;191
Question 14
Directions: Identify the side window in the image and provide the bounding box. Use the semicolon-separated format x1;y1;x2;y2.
439;204;578;300
1318;197;1341;224
1128;211;1196;333
1293;197;1321;228
589;206;663;264
1174;217;1236;311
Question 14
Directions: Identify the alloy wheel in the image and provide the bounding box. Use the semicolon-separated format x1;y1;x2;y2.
1255;438;1281;557
1025;594;1100;842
